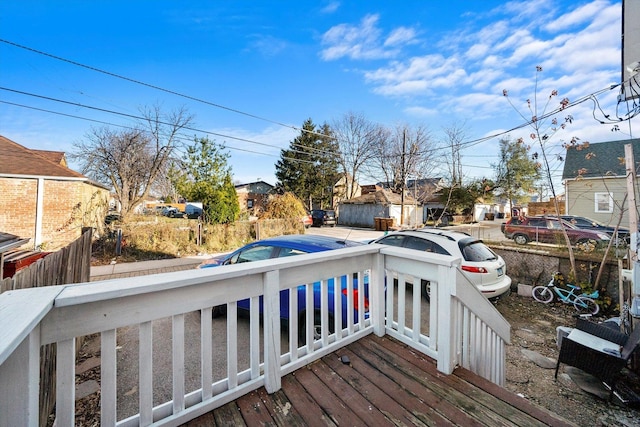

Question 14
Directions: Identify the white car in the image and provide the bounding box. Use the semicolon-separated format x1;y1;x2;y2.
371;228;511;300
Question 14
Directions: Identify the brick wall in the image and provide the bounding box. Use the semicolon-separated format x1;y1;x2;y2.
0;177;109;250
527;200;565;216
0;177;38;240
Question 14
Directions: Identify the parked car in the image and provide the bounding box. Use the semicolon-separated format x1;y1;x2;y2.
311;209;336;227
559;215;630;246
371;229;511;301
301;213;312;228
502;216;611;251
198;234;368;341
161;206;179;216
104;212;121;224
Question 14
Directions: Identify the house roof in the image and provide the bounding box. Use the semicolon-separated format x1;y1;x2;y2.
0;232;29;254
0;135;85;179
341;189;416;205
33;149;68;167
234;180;274;194
562;138;640;180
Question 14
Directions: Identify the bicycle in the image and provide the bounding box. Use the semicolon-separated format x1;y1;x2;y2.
531;272;600;315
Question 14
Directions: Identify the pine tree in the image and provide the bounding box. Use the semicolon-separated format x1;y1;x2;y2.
174;137;239;224
275;119;339;209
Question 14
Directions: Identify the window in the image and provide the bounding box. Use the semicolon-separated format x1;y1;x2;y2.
528;218;546;227
247;199;254;209
229;245;275;264
376;235;406;247
404;236;450;255
278;247;308;257
594;192;613;213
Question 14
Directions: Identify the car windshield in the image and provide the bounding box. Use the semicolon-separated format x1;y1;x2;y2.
459;239;497;262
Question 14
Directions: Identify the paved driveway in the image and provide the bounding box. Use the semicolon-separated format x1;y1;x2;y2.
305;220;509;243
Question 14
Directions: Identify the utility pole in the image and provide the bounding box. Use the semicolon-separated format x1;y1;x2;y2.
400;130;406;226
624;144;639;332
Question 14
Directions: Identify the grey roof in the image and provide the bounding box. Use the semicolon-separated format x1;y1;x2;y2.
0;232;29;254
342;189;416;205
562;139;640;180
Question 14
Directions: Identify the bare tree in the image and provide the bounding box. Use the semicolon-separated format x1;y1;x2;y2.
72;105;193;216
369;123;434;190
364;123;435;225
331;112;381;200
504;66;578;277
442;122;466;187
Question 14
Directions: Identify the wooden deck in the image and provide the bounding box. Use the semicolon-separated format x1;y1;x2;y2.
183;334;576;427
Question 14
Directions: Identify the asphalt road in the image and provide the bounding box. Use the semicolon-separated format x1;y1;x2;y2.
305;220;509;243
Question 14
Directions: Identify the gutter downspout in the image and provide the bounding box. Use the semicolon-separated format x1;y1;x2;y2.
34;178;44;249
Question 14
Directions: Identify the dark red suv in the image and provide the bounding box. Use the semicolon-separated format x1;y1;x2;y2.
501;216;611;251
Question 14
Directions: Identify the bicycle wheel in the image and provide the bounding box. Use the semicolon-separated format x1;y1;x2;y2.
532;286;553;303
574;297;599;315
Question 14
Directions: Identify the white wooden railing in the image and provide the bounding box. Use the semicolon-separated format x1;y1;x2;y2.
0;244;510;426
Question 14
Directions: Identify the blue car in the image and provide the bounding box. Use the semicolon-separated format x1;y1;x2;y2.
199;235;369;341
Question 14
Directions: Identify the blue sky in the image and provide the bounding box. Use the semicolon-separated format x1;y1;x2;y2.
0;0;633;189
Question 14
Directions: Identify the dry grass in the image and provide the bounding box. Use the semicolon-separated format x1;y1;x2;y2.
92;215;305;265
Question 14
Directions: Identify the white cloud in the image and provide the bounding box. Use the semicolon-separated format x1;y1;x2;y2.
384;27;418;47
466;43;490;60
545;0;607;32
365;55;466;96
320;1;340;14
320;14;417;61
316;0;628;175
246;35;288;57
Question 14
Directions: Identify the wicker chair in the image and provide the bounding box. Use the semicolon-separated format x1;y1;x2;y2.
555;318;640;399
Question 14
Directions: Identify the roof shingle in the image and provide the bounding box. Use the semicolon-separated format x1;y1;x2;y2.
0;135;85;179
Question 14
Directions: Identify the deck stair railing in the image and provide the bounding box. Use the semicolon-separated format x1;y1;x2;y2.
0;244;510;426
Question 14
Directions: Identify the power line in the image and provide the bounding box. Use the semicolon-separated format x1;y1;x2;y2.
0;87;333;161
0;38;334;141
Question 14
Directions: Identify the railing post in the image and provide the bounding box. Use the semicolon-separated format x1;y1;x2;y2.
0;329;40;427
371;252;386;336
436;264;457;374
263;270;281;393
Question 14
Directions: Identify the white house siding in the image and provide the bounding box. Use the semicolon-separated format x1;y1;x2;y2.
564;177;633;226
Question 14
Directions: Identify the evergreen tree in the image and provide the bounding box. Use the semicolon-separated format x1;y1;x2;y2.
275;119;339;209
174;137;239;224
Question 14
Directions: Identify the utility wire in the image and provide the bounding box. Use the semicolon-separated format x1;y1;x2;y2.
0;38;335;141
0;100;328;165
2;38;631;165
0;87;332;161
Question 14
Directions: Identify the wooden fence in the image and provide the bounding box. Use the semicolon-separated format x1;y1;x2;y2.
0;227;93;426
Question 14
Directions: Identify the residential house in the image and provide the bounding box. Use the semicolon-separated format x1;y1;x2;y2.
0;135;110;250
235;181;274;215
562;138;640;227
332;173;362;210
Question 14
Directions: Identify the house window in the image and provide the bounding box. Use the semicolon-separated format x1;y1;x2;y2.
594;192;613;213
247;199;254;209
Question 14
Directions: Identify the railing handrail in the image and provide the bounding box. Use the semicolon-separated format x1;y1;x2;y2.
0;244;511;426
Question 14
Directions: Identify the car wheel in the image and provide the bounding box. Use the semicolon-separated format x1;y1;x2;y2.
298;310;334;346
513;234;529;245
212;304;227;318
575;239;597;252
421;279;431;302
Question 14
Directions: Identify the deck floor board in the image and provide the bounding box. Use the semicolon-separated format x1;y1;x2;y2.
183;334;577;427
